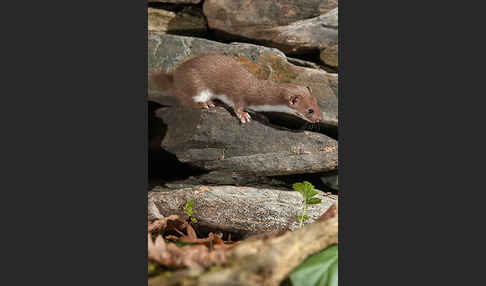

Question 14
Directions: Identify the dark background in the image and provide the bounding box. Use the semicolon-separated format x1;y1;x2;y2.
1;0;484;285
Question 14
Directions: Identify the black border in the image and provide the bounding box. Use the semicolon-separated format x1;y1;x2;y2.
2;1;148;284
338;0;343;284
4;0;472;285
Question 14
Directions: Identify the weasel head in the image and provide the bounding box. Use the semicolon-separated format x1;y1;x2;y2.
281;85;323;123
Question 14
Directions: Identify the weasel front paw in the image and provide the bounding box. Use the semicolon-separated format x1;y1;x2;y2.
198;102;210;109
198;101;216;109
236;111;251;123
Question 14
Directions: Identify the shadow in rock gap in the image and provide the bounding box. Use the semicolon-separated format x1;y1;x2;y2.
267;170;339;195
149;101;209;189
255;111;338;140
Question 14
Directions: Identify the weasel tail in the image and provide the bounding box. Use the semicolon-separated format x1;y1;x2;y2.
149;69;174;92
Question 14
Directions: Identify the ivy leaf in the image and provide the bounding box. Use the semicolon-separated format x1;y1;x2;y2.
288;245;338;286
306;197;322;205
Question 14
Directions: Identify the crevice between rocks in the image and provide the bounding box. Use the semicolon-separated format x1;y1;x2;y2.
149;101;210;188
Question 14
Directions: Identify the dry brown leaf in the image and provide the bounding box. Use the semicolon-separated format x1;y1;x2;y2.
148;215;187;233
164;235;180;241
213;233;224;245
148;233;231;269
180;232;212;244
148;215;238;270
185;224;198;240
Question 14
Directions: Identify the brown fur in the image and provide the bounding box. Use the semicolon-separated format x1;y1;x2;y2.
149;53;323;123
149;69;173;92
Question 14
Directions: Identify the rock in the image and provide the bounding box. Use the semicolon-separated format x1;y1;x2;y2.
203;0;337;27
148;185;337;233
148;7;207;37
320;44;338;68
148;33;338;127
203;0;338;55
153;105;338;179
149;0;201;4
286;57;322;69
321;172;339;191
268;9;338;54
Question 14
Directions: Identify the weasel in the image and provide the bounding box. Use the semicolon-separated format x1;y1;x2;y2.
149;53;323;124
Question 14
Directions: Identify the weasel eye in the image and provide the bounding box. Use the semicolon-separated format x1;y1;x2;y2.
307;109;314;114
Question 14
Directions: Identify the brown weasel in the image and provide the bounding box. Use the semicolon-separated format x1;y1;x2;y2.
149;53;323;124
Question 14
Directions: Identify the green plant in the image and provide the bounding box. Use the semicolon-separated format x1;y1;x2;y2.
287;245;338;286
148;261;167;277
292;181;322;228
183;199;198;224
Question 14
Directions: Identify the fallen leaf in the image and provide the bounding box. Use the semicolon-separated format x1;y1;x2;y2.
148;215;187;233
148;233;230;269
165;235;180;241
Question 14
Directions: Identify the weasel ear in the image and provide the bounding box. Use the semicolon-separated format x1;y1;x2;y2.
289;94;301;105
306;86;312;94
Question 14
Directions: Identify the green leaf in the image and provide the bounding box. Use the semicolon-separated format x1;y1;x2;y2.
185;200;195;217
292;182;306;195
302;182;314;197
191;217;198;223
296;215;309;221
306;197;322;205
185;200;194;210
293;181;316;200
303;181;315;190
308;189;318;198
148;262;158;276
288;245;338;286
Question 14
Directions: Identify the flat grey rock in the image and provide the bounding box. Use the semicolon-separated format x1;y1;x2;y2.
148;185;337;233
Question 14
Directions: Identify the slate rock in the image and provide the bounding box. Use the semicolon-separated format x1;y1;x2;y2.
203;0;338;55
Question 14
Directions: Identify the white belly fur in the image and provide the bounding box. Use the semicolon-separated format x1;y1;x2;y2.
192;91;308;121
247;104;296;113
192;89;234;108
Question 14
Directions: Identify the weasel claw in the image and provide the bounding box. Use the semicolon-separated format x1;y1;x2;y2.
237;112;251;123
198;102;210;109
